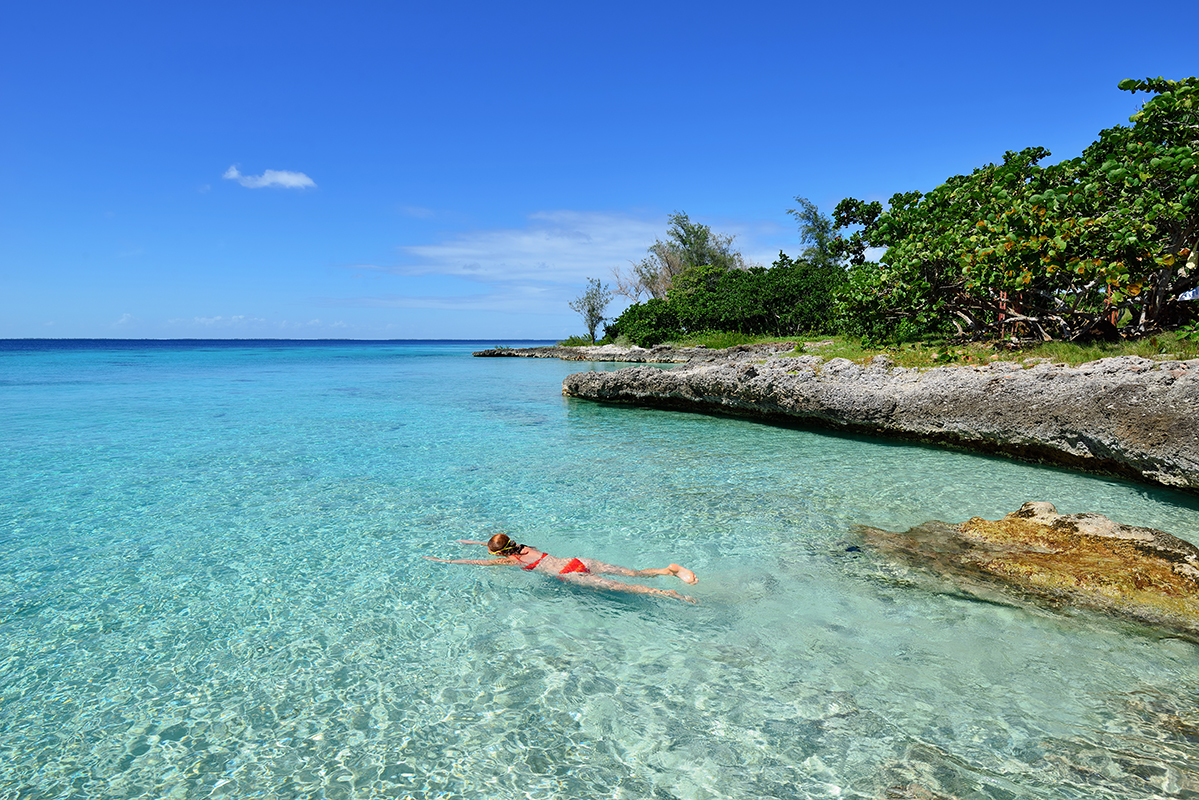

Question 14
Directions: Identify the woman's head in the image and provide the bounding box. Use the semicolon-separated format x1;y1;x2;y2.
488;533;521;556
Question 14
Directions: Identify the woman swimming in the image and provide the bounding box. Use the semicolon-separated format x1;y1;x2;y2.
425;533;699;604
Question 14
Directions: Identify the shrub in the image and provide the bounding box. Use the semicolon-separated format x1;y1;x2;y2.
605;298;682;346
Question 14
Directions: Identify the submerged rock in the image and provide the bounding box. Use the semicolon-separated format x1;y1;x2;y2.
858;502;1199;639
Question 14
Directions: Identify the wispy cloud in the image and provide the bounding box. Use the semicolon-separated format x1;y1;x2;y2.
167;315;348;332
378;210;794;286
398;205;437;219
326;283;563;314
389;211;664;285
331;210;795;321
188;315;268;326
223;165;316;190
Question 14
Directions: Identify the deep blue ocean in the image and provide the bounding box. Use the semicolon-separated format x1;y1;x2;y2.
2;339;1198;799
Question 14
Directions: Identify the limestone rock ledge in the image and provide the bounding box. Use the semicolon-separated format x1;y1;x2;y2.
561;352;1199;492
858;502;1199;639
473;344;742;362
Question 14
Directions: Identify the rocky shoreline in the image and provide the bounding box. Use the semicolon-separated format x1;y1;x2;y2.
474;343;701;362
477;343;1199;492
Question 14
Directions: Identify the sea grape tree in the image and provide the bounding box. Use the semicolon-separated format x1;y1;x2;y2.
834;77;1199;342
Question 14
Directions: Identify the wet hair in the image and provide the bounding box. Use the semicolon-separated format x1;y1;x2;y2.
487;533;523;556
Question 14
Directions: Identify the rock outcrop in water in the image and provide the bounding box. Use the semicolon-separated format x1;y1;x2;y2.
856;502;1199;640
556;345;1199;492
474;344;702;362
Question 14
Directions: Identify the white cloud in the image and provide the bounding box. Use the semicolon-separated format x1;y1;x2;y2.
188;315;269;326
166;315;353;333
329;210;804;325
381;210;803;287
114;313;133;326
390;211;664;285
327;282;565;314
223;165;316;190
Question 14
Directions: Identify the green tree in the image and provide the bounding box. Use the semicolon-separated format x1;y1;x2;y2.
766;252;847;334
607;251;846;345
604;298;680;346
831;77;1199;342
788;196;840;270
568;278;613;342
612;212;753;300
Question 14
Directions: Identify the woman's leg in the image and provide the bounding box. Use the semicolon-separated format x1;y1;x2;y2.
581;559;698;585
560;573;697;604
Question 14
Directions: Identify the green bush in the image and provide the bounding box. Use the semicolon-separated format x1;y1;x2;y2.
605;298;682;346
830;78;1199;342
608;253;847;346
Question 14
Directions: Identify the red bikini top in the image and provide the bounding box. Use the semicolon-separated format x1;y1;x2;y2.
521;552;548;571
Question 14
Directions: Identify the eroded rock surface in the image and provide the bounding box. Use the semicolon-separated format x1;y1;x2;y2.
858;502;1199;639
473;343;799;362
561;351;1199;491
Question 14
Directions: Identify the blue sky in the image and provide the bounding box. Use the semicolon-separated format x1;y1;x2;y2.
3;1;1196;340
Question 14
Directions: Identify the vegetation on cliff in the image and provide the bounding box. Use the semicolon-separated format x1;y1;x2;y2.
603;209;847;346
835;77;1199;344
584;77;1198;349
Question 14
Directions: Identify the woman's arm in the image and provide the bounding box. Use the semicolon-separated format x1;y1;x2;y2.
424;556;514;566
456;539;488;545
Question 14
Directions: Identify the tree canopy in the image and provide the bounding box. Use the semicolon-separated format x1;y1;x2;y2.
579;77;1198;348
612;212;754;301
568;278;613;342
607;253;846;345
834;76;1199;343
789;196;841;271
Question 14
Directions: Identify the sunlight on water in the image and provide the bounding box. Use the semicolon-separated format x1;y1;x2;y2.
2;340;1197;799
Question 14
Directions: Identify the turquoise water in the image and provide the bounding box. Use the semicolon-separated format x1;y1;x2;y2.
2;340;1198;800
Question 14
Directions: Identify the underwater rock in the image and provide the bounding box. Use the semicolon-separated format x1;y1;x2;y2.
857;502;1199;640
561;352;1199;492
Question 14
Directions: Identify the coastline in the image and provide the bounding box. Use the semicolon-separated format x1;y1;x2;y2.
474;343;701;362
478;344;1199;493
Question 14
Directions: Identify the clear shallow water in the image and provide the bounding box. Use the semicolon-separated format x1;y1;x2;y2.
2;339;1198;800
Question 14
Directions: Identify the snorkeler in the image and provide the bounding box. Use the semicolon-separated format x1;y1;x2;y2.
425;533;699;604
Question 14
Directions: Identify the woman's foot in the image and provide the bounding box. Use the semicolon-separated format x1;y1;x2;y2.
668;564;698;585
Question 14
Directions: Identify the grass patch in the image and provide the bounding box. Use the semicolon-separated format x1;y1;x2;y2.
678;330;1199;368
1019;333;1199;365
669;331;774;349
557;335;599;347
799;338;1001;368
563;328;1199;366
820;335;1197;368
